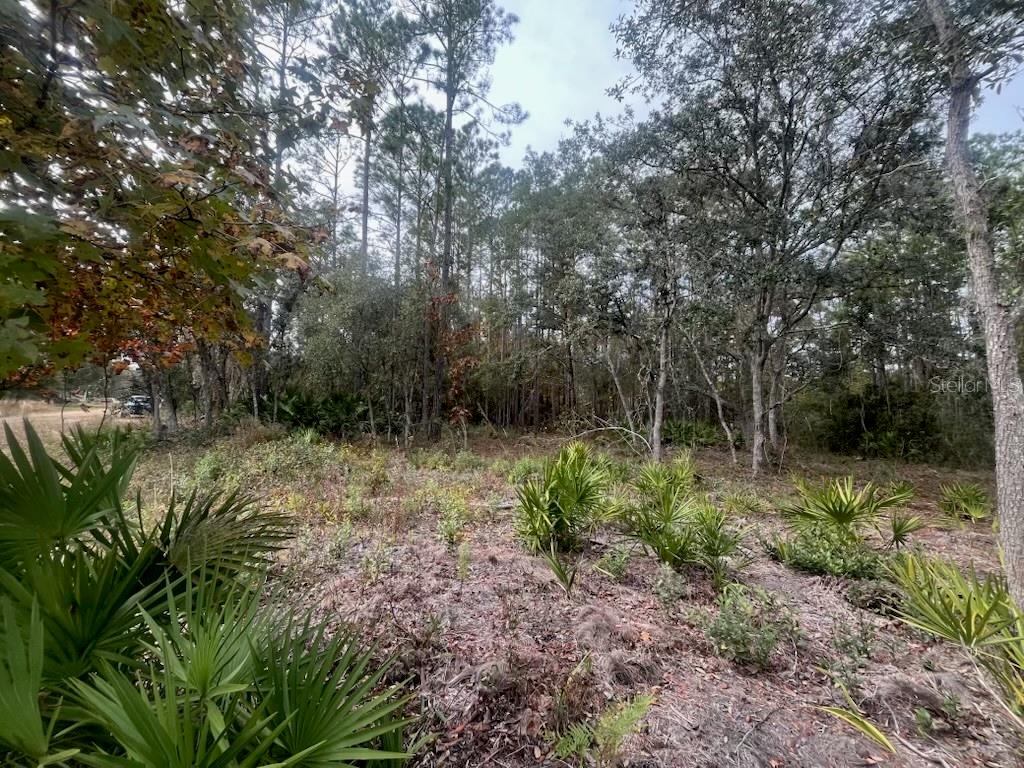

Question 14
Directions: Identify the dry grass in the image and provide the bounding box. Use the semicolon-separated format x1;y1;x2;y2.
127;431;1014;767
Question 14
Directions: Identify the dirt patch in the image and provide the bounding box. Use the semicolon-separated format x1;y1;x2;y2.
146;432;1014;767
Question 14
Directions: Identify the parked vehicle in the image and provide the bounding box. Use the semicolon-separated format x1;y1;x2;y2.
122;394;152;416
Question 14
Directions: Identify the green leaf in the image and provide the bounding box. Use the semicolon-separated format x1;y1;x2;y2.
818;706;895;753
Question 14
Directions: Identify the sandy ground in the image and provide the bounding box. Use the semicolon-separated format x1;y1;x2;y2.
0;402;139;448
168;435;1007;768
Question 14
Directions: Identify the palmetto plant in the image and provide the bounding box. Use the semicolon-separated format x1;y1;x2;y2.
0;421;414;766
886;511;925;550
541;544;580;598
624;462;746;587
691;504;748;590
514;442;608;553
782;477;913;541
891;554;1024;724
939;481;991;522
623;462;696;569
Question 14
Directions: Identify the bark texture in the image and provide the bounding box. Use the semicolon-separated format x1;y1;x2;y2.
926;0;1024;606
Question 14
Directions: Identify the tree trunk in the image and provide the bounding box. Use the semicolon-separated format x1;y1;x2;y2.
767;340;787;453
687;332;738;465
432;69;456;438
147;370;164;440
164;369;179;433
606;339;638;439
360;122;372;277
926;0;1024;606
651;321;670;461
767;396;781;452
750;346;767;476
394;114;405;290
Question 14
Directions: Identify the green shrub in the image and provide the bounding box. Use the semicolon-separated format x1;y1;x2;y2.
823;615;876;691
360;452;391;495
722;487;768;516
593;545;632;582
328;519;355;560
886;511;925;549
0;421;414;765
276;389;368;437
845;579;903;616
405;484;470;547
295;426;322;445
360;541;392;583
190;435;341;492
663;419;724;447
436;498;469;548
939;481;991;522
815;383;939;461
632;456;696;499
766;525;883;579
492;455;545;483
407;448;452;471
451;450;486;472
595;453;634;484
653;563;688;608
691;503;748;589
624;461;697;565
542;545;580;598
514;442;608;553
193;450;227;484
704;585;800;669
345;483;373;520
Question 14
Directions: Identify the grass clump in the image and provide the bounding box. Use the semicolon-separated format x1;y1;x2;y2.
436;495;470;547
328;519;355;560
506;455;545;484
722;486;768;516
407;448;452;471
451;450;487;472
359;451;390;495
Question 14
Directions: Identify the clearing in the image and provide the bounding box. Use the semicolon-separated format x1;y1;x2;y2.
129;426;1010;768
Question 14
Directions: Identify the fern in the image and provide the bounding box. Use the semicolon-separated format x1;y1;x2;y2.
553;721;593;762
592;694;654;765
552;694;653;767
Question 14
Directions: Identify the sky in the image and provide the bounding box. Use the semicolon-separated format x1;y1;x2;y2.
486;0;1024;168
